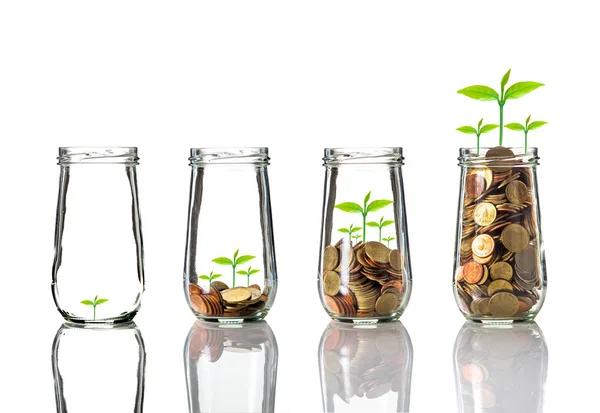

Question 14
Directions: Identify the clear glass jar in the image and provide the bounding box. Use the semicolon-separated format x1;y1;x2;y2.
184;321;278;412
52;322;146;412
453;147;546;322
184;148;277;322
319;321;413;412
52;147;145;324
454;322;547;412
318;148;412;322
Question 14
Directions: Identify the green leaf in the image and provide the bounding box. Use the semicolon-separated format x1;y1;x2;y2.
527;121;547;131
478;118;483;128
95;298;109;306
388;237;396;241
381;220;394;227
80;300;94;306
456;126;477;135
335;202;363;214
501;69;511;89
350;226;362;233
233;249;239;260
480;124;499;134
504;81;544;100
457;85;499;101
199;275;210;280
505;123;525;131
366;222;380;228
364;191;371;206
366;200;393;213
235;255;256;265
249;269;261;275
338;228;350;233
236;270;247;275
211;274;222;280
213;257;233;266
526;114;531;126
94;295;98;302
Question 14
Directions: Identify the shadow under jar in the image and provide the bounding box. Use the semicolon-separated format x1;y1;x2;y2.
184;148;277;323
453;147;547;323
318;148;412;323
52;147;144;324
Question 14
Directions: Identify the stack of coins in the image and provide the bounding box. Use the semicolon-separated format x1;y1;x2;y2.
322;240;404;318
189;282;269;317
455;147;541;319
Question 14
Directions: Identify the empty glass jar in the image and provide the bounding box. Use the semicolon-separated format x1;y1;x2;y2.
184;148;277;322
318;148;412;322
453;147;546;322
52;147;145;324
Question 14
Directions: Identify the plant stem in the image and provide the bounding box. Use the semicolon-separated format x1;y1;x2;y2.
524;130;528;153
93;305;96;321
476;133;480;156
379;226;382;243
499;102;504;146
248;275;250;287
232;264;236;288
362;213;367;242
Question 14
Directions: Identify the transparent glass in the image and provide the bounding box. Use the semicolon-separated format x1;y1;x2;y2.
454;322;547;412
318;148;412;322
184;320;278;412
453;147;546;322
184;148;277;322
319;321;413;412
52;322;146;413
52;147;145;324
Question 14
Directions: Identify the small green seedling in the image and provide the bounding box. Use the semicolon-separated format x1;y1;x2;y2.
505;115;547;153
458;69;544;146
237;266;261;287
335;191;393;242
366;216;394;243
338;223;361;243
80;295;109;321
198;270;222;286
352;233;362;244
213;249;255;288
382;236;395;248
456;118;499;156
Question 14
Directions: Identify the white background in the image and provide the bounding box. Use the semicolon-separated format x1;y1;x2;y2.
0;1;598;412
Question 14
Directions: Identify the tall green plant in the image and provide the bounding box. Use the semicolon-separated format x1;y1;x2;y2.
366;216;394;242
456;118;499;156
80;295;109;321
212;249;255;288
236;266;260;287
335;191;393;242
505;115;547;153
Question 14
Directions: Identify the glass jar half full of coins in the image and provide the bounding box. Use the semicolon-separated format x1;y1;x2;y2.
453;147;547;322
318;148;412;323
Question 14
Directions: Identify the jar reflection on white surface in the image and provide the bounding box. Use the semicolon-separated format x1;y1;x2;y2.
52;323;146;413
454;322;547;413
184;321;278;413
319;321;413;412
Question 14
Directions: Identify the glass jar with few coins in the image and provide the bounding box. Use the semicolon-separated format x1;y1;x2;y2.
318;148;412;323
453;147;547;322
184;148;277;322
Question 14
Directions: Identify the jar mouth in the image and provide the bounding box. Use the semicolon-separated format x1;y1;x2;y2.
323;147;404;166
58;147;138;165
458;147;539;167
189;147;269;165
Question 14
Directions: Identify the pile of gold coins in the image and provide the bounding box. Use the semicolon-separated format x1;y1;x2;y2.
321;240;404;318
189;282;269;317
455;147;541;319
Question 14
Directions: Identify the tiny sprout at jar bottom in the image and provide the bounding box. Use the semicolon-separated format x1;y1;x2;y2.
318;148;412;323
454;147;546;322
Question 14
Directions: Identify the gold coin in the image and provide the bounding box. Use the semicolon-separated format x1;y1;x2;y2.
488;292;519;317
469;167;493;190
477;297;491;315
473;203;497;227
364;241;390;265
487;279;514;296
470;298;483;314
489;261;513;281
211;281;229;291
500;224;530;253
477;265;489;285
323;270;341;296
221;287;252;304
485;146;515;173
505;180;529;204
375;292;399;314
472;234;494;257
388;249;402;271
323;246;339;270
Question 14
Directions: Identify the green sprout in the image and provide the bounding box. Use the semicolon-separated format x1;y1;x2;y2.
458;69;544;146
236;266;261;287
382;236;395;248
352;233;362;244
456;118;499;156
335;191;393;242
198;270;222;286
366;216;394;243
212;249;255;288
80;295;109;321
505;115;547;153
338;223;361;243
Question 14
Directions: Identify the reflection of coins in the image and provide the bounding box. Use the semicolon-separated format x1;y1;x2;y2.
323;270;341;296
501;224;530;253
465;174;486;198
473;203;497;226
464;261;483;284
461;363;485;383
323;246;339;270
472;234;494;257
375;292;399;314
506;180;529;204
485;146;515;172
489;262;513;281
488;292;519;317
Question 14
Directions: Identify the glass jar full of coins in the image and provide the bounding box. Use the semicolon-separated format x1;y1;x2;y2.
318;148;412;323
453;147;547;322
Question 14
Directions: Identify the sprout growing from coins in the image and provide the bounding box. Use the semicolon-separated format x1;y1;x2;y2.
352;234;362;244
80;295;109;321
505;115;547;153
382;236;395;248
457;69;544;146
212;249;255;288
456;118;499;156
335;191;393;242
236;266;260;287
338;223;361;243
198;270;222;286
366;216;394;243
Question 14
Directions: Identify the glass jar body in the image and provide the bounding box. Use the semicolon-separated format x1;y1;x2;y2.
318;148;412;323
453;147;546;322
52;148;145;324
184;148;277;322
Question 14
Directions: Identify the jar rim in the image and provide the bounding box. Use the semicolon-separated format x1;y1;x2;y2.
458;147;539;166
58;147;139;165
323;147;404;165
189;147;269;165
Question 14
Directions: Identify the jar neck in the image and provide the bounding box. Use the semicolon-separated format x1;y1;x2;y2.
189;147;269;166
323;147;404;166
458;147;539;167
58;147;138;165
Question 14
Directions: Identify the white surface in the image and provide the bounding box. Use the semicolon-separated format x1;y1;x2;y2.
0;1;597;412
